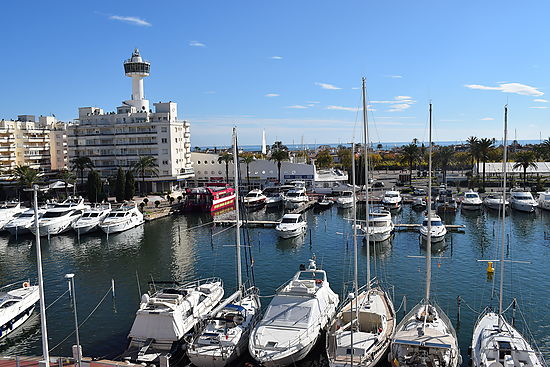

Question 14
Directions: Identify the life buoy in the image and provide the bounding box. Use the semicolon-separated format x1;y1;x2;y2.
22;282;30;288
315;279;323;285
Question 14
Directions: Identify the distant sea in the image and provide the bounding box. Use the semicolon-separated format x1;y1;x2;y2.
198;139;544;152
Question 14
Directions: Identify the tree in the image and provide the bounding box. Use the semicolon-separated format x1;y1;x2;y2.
271;141;288;152
57;169;75;197
337;147;352;172
124;170;135;200
11;165;40;200
477;138;494;188
132;156;159;195
217;152;233;184
513;151;537;188
466;136;480;174
87;170;104;203
115;167;126;202
239;152;256;189
434;146;454;184
269;149;290;183
316;149;333;168
71;156;94;191
399;144;420;184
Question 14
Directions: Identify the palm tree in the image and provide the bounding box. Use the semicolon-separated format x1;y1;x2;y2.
542;137;550;160
400;143;420;185
434;146;455;184
57;169;76;197
132;156;159;195
217;152;233;184
71;156;94;191
513;151;537;188
477;138;494;188
271;141;288;152
11;165;40;188
466;136;479;174
269;149;290;183
239;152;256;189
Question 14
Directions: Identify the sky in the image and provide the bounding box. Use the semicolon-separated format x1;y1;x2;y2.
2;0;550;147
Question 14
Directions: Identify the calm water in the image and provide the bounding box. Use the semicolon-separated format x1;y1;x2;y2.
1;204;549;365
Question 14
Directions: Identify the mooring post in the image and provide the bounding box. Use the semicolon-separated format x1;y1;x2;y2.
403;295;407;317
456;296;461;323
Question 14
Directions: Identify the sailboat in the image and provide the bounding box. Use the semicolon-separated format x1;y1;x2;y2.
187;128;261;367
326;78;396;367
389;103;461;367
470;106;546;367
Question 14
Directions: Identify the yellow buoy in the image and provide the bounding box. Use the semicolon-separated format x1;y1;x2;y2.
486;261;494;273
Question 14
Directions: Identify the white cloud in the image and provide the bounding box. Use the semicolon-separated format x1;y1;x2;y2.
109;15;151;26
529;106;549;109
189;40;206;47
465;82;543;96
285;105;308;109
534;98;548;103
370;96;416;112
480;117;494;121
388;103;413;112
326;105;360;112
270;56;283;60
395;96;412;100
306;101;320;104
388;75;403;79
351;87;360;90
265;93;279;97
315;82;341;90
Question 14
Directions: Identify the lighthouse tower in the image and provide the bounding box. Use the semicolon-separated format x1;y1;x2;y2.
123;48;150;111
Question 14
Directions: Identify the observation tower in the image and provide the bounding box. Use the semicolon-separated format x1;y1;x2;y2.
123;48;150;111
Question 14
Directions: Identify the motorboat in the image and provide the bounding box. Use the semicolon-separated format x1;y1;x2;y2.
537;190;550;210
243;189;267;208
509;189;538;213
315;195;333;209
30;197;89;236
335;191;355;209
362;209;394;243
249;258;339;366
461;190;483;210
381;190;402;211
4;208;45;236
483;193;509;210
0;281;39;339
435;192;458;214
419;214;447;243
125;278;224;364
411;197;426;210
72;203;112;235
0;202;26;230
263;187;284;207
283;187;309;209
99;202;144;234
275;213;307;239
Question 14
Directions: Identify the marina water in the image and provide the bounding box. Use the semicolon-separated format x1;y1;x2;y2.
1;204;549;365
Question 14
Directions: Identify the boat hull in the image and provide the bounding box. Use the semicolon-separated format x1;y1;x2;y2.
100;218;144;234
462;203;482;211
277;225;307;239
511;201;537;212
250;333;319;367
32;220;74;236
5;225;32;236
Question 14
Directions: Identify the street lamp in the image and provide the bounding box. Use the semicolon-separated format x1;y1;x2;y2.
65;273;81;366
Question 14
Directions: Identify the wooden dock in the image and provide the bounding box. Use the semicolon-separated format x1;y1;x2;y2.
213;219;279;228
289;200;317;214
394;223;466;233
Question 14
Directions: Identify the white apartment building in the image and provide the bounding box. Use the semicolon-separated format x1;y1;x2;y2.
0;115;68;172
68;49;194;192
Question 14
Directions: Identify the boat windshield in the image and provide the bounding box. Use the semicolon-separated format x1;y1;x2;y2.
263;301;311;326
108;212;127;218
342;192;353;197
369;221;388;227
286;192;300;197
385;193;399;198
19;213;34;218
515;194;532;200
422;220;443;226
281;217;298;224
82;212;100;218
42;210;71;218
297;271;324;281
465;193;478;198
245;193;259;198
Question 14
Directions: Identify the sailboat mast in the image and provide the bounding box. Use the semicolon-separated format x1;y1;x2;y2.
232;127;242;291
362;77;371;289
426;103;433;302
499;106;508;324
352;142;358;300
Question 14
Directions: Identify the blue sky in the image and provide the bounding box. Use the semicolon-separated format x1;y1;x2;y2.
2;0;550;147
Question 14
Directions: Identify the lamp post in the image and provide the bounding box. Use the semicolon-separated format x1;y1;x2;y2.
65;274;81;366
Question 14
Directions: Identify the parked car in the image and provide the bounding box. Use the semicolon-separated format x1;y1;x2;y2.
413;188;427;196
373;181;385;188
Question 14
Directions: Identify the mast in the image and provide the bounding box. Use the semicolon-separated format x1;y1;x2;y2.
352;142;358;300
362;77;371;289
498;106;508;328
232;127;242;291
425;103;433;302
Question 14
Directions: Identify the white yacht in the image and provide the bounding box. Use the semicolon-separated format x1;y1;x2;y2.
381;190;402;211
243;189;267;208
4;208;45;236
283;187;309;209
275;213;307;239
316;195;333;209
537;190;550;210
0;281;39;339
249;259;339;366
263;187;284;207
125;278;224;364
462;190;483;210
419;214;447;243
362;209;394;243
99;202;144;234
483;193;509;211
336;191;355;209
72;203;112;235
30;197;88;236
509;189;538;213
0;202;27;230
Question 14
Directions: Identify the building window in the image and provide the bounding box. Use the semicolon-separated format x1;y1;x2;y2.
161;127;167;133
197;161;201;164
161;138;167;143
162;160;168;165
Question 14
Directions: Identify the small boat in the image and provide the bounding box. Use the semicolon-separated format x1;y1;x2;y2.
435;192;458;214
4;208;45;236
362;209;394;243
72;203;111;235
283;187;309;209
0;202;27;230
483;193;509;210
99;202;144;234
275;213;307;239
537;190;550;210
335;191;355;209
461;190;483;210
509;189;538;213
125;278;224;364
263;187;284;207
381;190;402;211
243;189;267;208
419;213;447;243
315;195;333;209
183;186;236;213
0;281;39;339
411;197;427;210
30;197;89;236
249;258;339;366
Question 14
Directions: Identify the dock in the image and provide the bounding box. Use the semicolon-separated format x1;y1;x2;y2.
213;219;279;228
394;223;466;233
289;200;317;214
